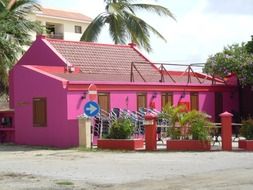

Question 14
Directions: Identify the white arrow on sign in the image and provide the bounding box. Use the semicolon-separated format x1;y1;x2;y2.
85;104;97;114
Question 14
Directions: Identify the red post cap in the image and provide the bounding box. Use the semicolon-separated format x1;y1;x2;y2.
219;111;233;117
144;113;157;120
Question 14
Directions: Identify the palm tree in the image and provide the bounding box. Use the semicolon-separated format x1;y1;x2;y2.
0;0;42;95
81;0;175;52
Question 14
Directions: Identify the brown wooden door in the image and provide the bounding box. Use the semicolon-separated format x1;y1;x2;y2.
190;92;199;111
161;93;173;109
98;93;110;115
33;98;47;127
137;93;147;111
215;92;223;122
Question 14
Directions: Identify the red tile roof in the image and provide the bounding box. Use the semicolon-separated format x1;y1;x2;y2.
48;39;162;82
38;8;92;22
42;38;225;85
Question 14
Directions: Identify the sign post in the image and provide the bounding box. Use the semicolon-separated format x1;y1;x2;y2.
88;84;97;101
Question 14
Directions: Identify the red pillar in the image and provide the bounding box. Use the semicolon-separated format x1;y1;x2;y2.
144;113;157;151
220;111;233;151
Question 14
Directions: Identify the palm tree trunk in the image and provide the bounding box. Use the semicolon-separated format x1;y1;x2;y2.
7;0;16;9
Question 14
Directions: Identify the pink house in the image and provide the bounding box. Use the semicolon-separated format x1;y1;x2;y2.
8;35;239;147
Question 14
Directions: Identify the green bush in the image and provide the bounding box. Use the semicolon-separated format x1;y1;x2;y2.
240;118;253;140
107;117;134;139
184;110;211;141
160;105;212;141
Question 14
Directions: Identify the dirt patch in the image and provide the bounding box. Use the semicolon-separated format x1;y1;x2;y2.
0;144;253;189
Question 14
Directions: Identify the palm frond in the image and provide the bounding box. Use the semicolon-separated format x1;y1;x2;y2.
124;11;166;52
108;13;127;44
0;0;42;95
130;3;175;20
81;13;108;41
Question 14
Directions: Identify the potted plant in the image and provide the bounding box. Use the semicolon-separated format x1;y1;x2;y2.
163;106;212;151
238;118;253;151
97;117;144;150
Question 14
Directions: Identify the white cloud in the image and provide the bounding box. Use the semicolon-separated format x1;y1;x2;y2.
148;0;253;63
204;0;253;15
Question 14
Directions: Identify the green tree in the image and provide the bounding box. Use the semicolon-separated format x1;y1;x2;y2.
203;42;253;86
81;0;175;52
0;0;42;95
245;35;253;54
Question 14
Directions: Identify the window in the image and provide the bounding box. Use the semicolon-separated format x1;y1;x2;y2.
98;93;110;116
75;25;82;33
161;92;173;109
33;98;47;127
190;92;199;111
137;93;147;111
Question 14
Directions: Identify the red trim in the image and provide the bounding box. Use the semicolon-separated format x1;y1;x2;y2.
33;65;80;73
47;38;136;49
238;140;253;151
167;140;211;151
67;83;236;92
97;139;144;150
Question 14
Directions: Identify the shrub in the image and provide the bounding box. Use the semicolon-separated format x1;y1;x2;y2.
160;105;212;140
184;110;211;141
107;117;134;139
240;118;253;140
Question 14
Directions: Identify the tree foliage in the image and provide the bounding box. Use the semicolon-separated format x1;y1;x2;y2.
81;0;175;52
203;41;253;86
0;0;42;95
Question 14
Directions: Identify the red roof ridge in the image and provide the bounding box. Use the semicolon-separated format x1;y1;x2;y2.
131;46;152;63
46;38;140;49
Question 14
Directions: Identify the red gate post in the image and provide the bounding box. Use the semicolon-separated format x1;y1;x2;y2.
220;111;233;151
144;113;157;151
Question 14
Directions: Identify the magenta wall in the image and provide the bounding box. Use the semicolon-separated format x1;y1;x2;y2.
67;91;163;119
199;92;215;121
110;92;136;111
173;91;190;106
13;65;78;148
67;90;228;121
17;37;66;67
67;92;89;120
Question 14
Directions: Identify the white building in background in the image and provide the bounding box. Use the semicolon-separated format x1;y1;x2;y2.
34;7;92;41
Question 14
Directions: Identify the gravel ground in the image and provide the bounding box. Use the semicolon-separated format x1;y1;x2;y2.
0;144;253;190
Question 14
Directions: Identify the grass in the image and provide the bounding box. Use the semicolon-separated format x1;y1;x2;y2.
56;181;74;186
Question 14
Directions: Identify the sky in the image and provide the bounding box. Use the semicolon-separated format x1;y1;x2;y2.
38;0;253;65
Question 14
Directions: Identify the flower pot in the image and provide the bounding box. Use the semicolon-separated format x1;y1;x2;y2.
166;140;211;151
238;140;253;151
97;139;144;150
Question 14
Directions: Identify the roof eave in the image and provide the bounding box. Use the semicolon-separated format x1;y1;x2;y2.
36;14;91;24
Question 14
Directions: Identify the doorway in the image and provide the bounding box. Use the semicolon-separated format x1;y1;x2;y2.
98;93;110;115
215;92;223;122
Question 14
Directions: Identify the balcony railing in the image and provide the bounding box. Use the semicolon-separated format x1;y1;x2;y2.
47;33;64;39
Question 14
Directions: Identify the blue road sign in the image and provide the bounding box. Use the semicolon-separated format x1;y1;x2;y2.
84;101;100;117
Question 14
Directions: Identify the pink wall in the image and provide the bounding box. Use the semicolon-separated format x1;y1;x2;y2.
67;92;90;120
67;91;163;119
110;92;136;111
173;91;190;106
147;92;161;111
13;65;78;148
199;92;215;121
67;90;236;121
